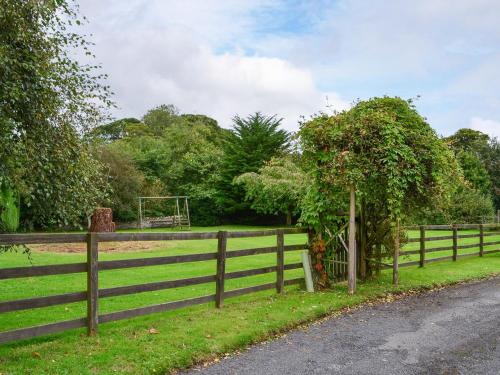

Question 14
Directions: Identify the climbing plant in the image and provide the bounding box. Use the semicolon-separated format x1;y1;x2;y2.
299;97;460;285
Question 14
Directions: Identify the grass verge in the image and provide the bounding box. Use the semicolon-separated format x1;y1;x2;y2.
0;251;499;374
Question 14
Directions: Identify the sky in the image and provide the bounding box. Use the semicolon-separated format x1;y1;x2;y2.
77;0;500;138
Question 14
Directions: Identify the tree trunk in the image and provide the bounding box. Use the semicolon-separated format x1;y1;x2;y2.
286;208;292;226
375;243;382;276
359;197;367;280
89;208;115;232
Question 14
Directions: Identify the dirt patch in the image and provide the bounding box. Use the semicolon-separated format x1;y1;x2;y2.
29;241;168;253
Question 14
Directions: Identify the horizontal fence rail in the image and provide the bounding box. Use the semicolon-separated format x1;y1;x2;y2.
1;224;498;344
396;224;500;270
0;228;310;344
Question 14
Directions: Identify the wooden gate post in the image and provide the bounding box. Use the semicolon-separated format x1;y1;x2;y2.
215;231;227;308
419;225;425;267
348;186;356;294
87;232;99;335
276;229;285;294
452;224;458;261
478;224;484;257
393;220;399;285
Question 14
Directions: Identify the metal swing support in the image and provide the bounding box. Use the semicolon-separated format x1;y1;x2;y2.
138;196;191;230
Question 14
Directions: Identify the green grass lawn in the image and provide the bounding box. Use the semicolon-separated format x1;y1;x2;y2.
0;225;499;374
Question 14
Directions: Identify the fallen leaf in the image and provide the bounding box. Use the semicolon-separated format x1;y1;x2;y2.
148;328;160;334
32;352;41;359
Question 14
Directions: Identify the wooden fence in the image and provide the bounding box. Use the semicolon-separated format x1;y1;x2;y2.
0;228;309;344
392;223;500;270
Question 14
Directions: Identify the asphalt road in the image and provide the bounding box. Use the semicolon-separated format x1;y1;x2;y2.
186;277;500;375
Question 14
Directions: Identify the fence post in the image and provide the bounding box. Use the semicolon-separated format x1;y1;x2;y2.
276;229;284;294
87;232;99;335
215;231;227;308
301;250;314;292
452;224;458;261
348;185;357;294
479;224;484;257
419;225;425;267
393;220;399;285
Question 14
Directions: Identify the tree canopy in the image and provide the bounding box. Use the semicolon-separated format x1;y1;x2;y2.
445;128;499;211
299;97;460;283
218;112;291;219
235;156;306;225
0;0;112;229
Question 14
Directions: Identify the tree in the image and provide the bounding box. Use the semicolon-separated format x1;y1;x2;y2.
485;138;500;210
91;118;142;142
98;144;145;222
299;97;459;283
455;151;491;196
445;128;497;204
235;157;306;225
445;185;494;223
446;128;490;153
142;104;179;135
0;0;112;229
219;112;291;218
104;109;226;225
0;184;20;232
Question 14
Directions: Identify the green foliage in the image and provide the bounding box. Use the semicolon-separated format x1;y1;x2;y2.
445;128;499;210
100;107;226;225
445;186;494;223
0;0;112;229
91;118;142;142
446;128;490;152
96;109;291;226
235;156;306;225
486;138;500;210
455;151;491;195
98;144;145;222
23;128;109;229
445;129;500;201
0;183;20;232
158;121;225;225
300;97;459;225
219;112;291;217
142;104;179;135
299;97;460;281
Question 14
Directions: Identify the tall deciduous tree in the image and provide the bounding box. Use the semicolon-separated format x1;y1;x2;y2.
235;156;306;225
0;0;112;229
98;144;145;222
142;104;179;135
445;128;499;211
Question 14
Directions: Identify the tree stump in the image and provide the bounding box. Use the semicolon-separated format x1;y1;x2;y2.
89;208;116;232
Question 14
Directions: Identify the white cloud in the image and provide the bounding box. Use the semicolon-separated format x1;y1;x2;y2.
77;0;347;130
470;117;500;138
76;0;500;134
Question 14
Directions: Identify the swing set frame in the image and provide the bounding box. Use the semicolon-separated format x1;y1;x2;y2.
138;196;191;230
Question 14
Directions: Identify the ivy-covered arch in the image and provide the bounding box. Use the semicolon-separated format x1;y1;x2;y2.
299;97;460;289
